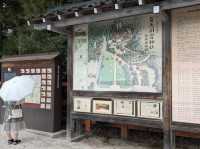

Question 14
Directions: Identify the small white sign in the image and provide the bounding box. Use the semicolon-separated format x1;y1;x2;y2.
46;92;52;97
41;98;45;103
36;68;41;73
31;69;36;73
138;0;143;5
137;100;162;119
41;92;46;97
42;68;47;73
47;68;52;73
47;80;52;85
46;98;51;103
74;97;91;113
42;80;46;85
114;99;136;117
42;74;46;79
47;74;52;79
20;69;25;73
47;86;51;91
41;86;46;91
25;69;30;74
46;104;51;109
153;5;160;14
40;104;45;109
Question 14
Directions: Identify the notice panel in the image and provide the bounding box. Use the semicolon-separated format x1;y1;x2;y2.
172;6;200;123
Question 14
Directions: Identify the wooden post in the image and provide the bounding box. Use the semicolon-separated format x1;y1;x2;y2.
171;130;176;149
66;27;84;141
66;27;73;141
162;11;173;149
84;120;92;134
121;124;128;139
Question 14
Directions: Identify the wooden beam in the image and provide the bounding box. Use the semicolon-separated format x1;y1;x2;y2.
53;4;153;27
71;112;163;129
176;131;200;139
172;123;200;133
163;0;200;10
55;0;200;27
33;24;68;35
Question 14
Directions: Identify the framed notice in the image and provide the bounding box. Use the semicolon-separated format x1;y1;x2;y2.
93;99;112;114
137;100;162;119
74;97;91;113
114;99;136;117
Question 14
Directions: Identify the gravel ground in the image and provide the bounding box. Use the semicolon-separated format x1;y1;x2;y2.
1;125;200;149
0;130;161;149
0;123;162;149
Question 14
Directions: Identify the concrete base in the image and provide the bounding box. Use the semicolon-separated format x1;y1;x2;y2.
26;129;66;138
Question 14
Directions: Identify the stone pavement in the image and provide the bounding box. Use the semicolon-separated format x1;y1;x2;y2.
0;127;161;149
0;126;200;149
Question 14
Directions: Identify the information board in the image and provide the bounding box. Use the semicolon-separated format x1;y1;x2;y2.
73;14;163;93
172;6;200;124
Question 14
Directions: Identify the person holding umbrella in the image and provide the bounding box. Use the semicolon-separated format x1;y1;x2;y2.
2;101;25;145
0;75;36;145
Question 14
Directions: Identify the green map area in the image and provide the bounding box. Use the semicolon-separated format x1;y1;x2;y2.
73;15;162;93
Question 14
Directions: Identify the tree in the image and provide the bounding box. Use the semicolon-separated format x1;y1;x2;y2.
0;0;67;56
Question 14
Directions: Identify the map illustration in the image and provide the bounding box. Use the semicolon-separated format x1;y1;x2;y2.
73;15;162;93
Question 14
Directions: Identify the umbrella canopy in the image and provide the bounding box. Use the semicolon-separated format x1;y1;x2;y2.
0;75;36;102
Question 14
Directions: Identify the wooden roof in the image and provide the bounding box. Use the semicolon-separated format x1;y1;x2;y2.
32;0;162;24
31;0;200;34
0;52;59;62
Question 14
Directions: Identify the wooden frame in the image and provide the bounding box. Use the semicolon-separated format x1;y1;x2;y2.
92;99;113;114
66;10;170;148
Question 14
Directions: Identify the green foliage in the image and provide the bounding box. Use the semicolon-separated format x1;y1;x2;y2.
2;27;66;55
20;0;64;18
0;0;67;57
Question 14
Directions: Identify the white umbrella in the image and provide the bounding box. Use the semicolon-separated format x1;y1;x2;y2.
0;75;36;102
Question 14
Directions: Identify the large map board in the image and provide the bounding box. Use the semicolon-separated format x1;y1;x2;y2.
73;14;162;92
172;6;200;124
